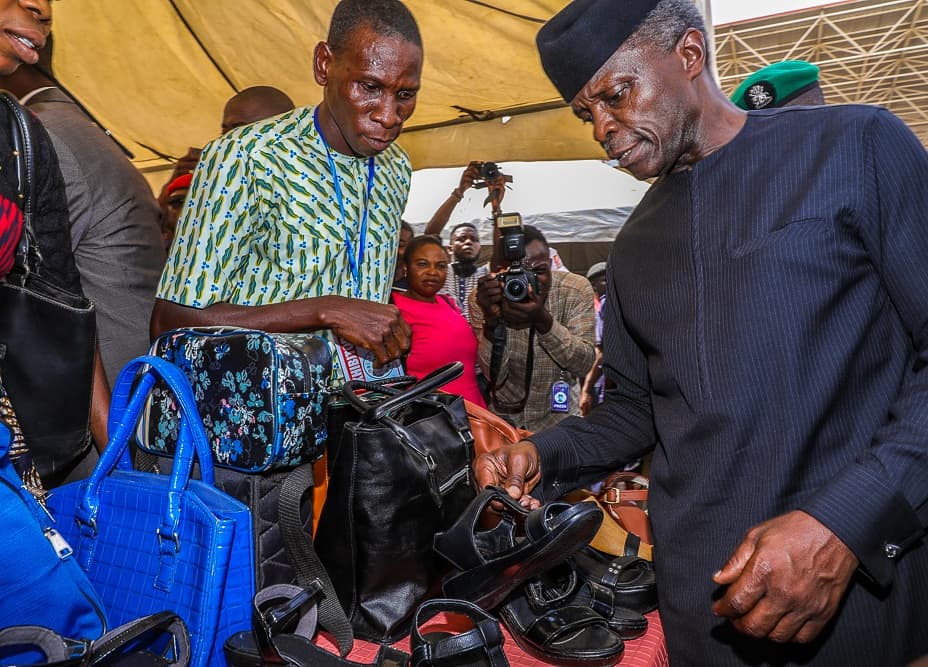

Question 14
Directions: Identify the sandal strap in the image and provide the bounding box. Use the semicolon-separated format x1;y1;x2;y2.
0;626;89;665
524;605;609;649
598;556;651;589
253;582;323;663
411;599;509;667
524;567;578;608
433;486;527;571
523;501;579;541
581;580;618;619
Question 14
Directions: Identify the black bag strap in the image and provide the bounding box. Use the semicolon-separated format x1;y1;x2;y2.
278;462;355;657
0;90;39;276
340;363;464;423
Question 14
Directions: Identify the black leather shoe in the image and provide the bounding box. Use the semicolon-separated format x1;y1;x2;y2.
524;562;648;639
434;486;603;611
499;586;624;667
572;547;658;614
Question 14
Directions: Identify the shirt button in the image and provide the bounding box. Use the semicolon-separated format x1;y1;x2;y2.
884;543;901;559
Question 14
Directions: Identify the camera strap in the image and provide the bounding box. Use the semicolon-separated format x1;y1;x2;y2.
489;324;535;415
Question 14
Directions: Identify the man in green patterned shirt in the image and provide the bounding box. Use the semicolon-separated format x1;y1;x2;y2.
151;0;421;368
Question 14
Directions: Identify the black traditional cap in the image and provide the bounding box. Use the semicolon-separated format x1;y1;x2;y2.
537;0;661;102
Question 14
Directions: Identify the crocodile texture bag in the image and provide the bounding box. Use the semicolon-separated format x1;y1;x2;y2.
47;356;254;667
140;327;333;472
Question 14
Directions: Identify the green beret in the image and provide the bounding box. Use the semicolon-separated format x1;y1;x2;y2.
730;60;820;110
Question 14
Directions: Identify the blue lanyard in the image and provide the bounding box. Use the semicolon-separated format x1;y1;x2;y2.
313;107;375;298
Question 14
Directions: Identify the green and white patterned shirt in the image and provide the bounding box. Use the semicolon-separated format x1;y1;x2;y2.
157;105;411;310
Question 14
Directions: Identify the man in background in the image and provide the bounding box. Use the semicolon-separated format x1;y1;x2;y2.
220;85;295;135
471;225;595;432
156;85;296;221
477;0;928;663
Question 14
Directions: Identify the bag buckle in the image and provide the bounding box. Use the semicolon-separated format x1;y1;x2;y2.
157;530;180;553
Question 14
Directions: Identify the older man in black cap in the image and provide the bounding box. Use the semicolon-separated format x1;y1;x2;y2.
475;0;928;665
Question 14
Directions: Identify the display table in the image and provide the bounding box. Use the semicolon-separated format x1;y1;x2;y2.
316;609;668;666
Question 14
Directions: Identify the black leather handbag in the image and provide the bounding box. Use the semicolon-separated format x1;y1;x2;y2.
315;363;477;643
0;91;95;485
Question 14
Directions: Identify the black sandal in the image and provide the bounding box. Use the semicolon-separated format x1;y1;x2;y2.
224;583;408;667
572;548;658;614
499;586;624;667
410;599;509;667
524;563;648;639
434;486;603;611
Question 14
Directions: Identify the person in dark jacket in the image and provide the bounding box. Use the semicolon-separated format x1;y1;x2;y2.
0;0;109;487
475;0;928;665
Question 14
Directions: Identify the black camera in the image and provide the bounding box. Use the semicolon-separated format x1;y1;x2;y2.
496;213;538;302
480;161;501;181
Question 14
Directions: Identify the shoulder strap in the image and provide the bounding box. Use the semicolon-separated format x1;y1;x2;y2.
278;463;355;656
0;90;39;275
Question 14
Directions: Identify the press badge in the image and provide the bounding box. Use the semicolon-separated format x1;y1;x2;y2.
551;379;570;413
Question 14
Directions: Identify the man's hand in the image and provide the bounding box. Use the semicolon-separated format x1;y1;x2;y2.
476;272;503;325
458;162;482;193
579;388;594;416
712;510;858;644
500;285;553;333
473;439;543;509
326;299;411;366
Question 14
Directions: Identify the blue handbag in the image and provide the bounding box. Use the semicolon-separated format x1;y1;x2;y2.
0;410;107;641
46;356;254;667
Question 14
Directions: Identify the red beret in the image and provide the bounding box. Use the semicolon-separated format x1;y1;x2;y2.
166;172;193;196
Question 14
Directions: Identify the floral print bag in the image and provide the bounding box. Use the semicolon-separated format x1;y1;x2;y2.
137;327;333;473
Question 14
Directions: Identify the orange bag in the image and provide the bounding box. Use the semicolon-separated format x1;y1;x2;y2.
464;399;532;457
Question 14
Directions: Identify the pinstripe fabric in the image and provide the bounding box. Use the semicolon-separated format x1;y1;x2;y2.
531;105;928;665
157;105;411;309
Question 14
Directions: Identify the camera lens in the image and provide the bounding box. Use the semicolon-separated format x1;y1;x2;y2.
502;275;528;301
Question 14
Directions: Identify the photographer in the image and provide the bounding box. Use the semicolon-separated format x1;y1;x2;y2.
471;225;596;432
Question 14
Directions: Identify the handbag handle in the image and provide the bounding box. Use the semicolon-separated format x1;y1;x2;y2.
340;362;464;423
71;356;214;576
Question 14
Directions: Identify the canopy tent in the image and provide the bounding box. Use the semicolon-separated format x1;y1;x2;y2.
47;0;926;183
50;0;597;181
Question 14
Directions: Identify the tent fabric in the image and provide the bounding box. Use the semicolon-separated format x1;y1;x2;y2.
50;0;603;178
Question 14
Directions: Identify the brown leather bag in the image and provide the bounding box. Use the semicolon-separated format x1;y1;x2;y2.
599;471;651;545
464;399;532;457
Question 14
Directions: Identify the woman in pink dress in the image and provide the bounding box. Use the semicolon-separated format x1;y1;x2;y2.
392;235;486;407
